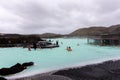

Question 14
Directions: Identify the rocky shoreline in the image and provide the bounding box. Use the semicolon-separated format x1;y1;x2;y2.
53;60;120;80
4;59;120;80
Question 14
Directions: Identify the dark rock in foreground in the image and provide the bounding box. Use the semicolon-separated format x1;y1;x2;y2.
53;60;120;80
0;77;7;80
22;62;34;68
8;60;120;80
15;75;72;80
0;62;34;76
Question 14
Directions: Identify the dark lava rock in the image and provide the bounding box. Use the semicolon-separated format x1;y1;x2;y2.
0;63;25;75
0;77;7;80
0;62;34;76
53;60;120;80
22;62;34;68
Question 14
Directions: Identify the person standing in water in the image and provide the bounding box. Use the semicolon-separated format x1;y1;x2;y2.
33;43;37;50
28;45;31;51
56;40;59;45
77;43;80;46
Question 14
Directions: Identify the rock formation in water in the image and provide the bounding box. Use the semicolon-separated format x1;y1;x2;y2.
0;62;34;76
22;62;34;67
0;77;7;80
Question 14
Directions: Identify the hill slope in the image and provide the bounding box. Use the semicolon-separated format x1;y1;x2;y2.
70;24;120;36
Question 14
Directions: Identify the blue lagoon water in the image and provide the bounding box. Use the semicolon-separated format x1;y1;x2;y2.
0;38;120;79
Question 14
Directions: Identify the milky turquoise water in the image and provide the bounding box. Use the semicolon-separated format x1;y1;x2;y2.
0;38;120;79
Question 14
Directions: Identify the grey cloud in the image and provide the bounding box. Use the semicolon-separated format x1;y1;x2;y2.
96;0;120;14
0;0;120;34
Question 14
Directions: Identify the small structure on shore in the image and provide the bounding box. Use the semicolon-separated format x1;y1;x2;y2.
87;34;120;46
37;40;59;49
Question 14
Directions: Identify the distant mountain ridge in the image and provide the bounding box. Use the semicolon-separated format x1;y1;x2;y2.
70;24;120;36
0;24;120;38
39;33;62;38
0;33;62;38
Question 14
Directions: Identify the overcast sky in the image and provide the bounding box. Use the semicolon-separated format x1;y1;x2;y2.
0;0;120;34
